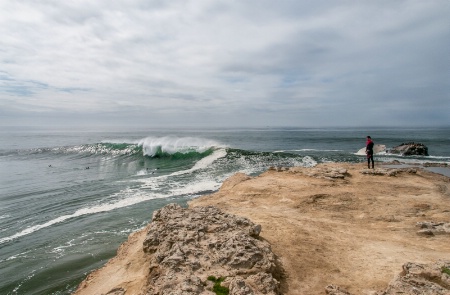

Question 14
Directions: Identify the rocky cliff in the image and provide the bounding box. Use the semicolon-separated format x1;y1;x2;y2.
74;163;450;295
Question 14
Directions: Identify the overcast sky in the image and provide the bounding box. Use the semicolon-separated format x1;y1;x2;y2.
0;0;448;128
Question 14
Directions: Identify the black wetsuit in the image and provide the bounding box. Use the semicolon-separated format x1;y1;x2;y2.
366;140;374;168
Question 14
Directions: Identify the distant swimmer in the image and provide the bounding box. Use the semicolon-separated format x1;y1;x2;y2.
48;164;52;167
85;166;90;170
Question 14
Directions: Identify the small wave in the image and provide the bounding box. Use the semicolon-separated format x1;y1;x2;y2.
0;191;168;245
50;238;77;257
364;151;450;161
421;155;450;160
168;180;221;196
0;250;30;263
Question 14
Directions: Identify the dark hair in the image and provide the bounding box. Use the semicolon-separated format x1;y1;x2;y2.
367;136;371;139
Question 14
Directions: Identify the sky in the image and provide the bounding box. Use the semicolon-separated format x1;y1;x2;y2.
0;0;449;128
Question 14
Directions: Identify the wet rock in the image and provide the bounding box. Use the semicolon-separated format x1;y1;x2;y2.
389;142;429;156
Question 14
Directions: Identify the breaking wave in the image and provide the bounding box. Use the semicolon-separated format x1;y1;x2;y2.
2;136;222;159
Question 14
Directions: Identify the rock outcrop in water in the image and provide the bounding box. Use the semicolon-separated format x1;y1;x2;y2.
142;203;280;294
389;142;429;156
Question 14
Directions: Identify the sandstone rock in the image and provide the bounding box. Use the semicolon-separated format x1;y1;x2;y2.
389;142;429;156
417;221;450;236
325;285;351;295
142;204;280;294
104;287;126;295
326;260;450;295
381;260;450;295
288;166;348;180
360;168;390;175
360;168;417;177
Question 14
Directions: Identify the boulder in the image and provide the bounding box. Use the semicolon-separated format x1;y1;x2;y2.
142;203;280;294
389;142;429;156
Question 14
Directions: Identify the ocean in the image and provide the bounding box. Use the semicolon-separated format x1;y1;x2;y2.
1;126;449;295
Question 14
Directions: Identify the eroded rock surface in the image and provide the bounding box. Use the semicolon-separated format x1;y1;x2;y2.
382;261;450;295
326;260;450;295
142;203;280;294
360;167;418;176
286;166;349;179
417;221;450;236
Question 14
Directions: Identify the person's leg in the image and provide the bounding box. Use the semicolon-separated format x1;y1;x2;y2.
371;155;374;169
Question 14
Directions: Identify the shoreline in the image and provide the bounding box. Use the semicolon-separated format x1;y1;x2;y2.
73;162;450;294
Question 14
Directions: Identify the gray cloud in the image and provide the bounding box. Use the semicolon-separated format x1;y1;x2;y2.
0;0;448;128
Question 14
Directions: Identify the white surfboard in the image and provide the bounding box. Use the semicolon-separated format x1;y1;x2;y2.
356;144;386;156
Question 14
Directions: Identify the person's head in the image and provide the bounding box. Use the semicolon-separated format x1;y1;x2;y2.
367;136;371;139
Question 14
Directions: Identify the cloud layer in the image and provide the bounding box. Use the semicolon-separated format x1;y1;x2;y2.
1;0;448;127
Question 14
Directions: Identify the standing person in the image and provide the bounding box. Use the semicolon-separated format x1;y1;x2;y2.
366;136;374;169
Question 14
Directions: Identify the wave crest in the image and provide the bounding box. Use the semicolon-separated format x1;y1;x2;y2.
137;136;222;157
